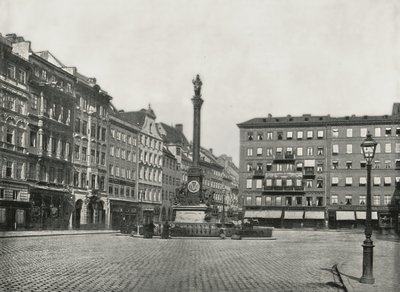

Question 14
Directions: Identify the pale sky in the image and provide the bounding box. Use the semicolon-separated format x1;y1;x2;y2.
2;0;399;165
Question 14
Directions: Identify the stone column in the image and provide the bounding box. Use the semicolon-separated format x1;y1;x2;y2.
191;95;203;166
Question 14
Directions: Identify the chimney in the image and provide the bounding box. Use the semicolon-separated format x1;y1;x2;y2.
175;124;183;132
392;103;400;116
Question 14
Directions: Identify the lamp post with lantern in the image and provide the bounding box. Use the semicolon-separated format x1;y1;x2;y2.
360;132;377;284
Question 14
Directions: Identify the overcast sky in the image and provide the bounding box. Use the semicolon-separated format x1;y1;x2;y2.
2;0;399;165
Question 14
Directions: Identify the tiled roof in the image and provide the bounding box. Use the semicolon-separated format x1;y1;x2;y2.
119;111;147;129
159;123;190;147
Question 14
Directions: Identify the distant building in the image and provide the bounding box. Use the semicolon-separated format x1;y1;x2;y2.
120;106;163;225
238;104;400;229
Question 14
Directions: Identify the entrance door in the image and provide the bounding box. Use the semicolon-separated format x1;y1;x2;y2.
74;200;83;229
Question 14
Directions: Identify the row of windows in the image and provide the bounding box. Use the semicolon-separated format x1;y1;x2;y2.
332;127;400;138
331;194;392;206
2;161;25;179
246;142;400;157
74;145;106;165
7;63;27;84
139;167;162;183
162;174;180;186
108;184;135;198
332;159;399;169
140;134;162;150
37;97;71;125
203;179;224;190
75;119;106;141
109;164;135;179
246;178;322;189
0;207;25;224
1;92;26;114
331;176;399;186
247;162;324;173
247;130;324;141
246;126;400;142
140;151;162;166
77;96;107;117
110;145;136;161
110;128;137;145
73;172;105;190
246;196;324;207
33;65;73;94
163;157;178;170
138;188;162;202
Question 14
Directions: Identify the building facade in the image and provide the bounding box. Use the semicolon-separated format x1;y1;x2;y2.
238;104;400;230
107;111;139;230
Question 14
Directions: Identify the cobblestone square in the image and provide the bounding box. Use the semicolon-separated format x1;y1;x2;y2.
1;230;399;291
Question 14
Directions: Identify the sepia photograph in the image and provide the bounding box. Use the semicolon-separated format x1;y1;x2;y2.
0;0;399;291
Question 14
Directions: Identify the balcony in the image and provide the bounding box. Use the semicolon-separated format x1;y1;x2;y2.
273;152;295;162
303;168;315;178
252;169;264;178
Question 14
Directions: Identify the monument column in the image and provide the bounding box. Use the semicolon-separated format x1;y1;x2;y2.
187;75;204;204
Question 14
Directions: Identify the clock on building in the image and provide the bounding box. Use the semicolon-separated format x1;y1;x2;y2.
187;180;200;193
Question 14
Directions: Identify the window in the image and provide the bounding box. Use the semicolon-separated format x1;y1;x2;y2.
276;164;283;172
332;161;338;169
360;161;366;168
74;145;80;159
396;128;400;136
384;177;392;186
373;177;381;186
395;143;400;153
375;143;381;153
385;160;391;169
331;195;338;205
297;147;303;156
316;163;323;172
18;69;26;84
256;179;262;189
277;132;283;140
7;63;16;79
246;196;252;205
317;147;324;155
101;152;105;165
266;196;272;205
346;144;352;154
374;161;380;169
266;132;273;140
307;130;313;139
74;118;80;133
6;128;13;144
346;161;352;169
266;148;273;156
276;196;282;205
358;195;366;205
266;163;272;171
385;143;391;153
82;147;87;161
358;177;366;186
345;177;352;186
247;148;253;156
331;177;339;186
360;128;367;137
332;129;338;138
286;179;293;187
247;132;253;140
256;163;263;171
373;195;380;206
332;144;339;155
306;180;313;188
316;179;323;188
246;179;252;189
286;131;293;140
374;127;381;137
307;147;313;156
384;195;391;205
82;121;87;135
297;131;303;139
0;208;6;223
296;179;302;187
256;147;263;156
385;128;392;136
285;197;292;206
317;130;324;139
346;128;353;137
265;178;272;187
345;195;352;205
276;179;282;187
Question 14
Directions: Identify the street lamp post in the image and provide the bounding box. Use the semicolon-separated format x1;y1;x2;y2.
360;132;377;284
137;190;142;235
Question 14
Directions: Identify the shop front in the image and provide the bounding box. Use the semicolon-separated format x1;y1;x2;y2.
109;199;138;232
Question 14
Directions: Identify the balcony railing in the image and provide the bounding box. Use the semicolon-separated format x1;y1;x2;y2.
273;152;295;162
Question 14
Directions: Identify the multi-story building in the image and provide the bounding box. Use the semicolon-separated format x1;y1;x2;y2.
69;72;111;229
0;34;31;230
238;103;400;230
6;34;76;230
120;106;163;225
107;110;139;230
161;147;179;222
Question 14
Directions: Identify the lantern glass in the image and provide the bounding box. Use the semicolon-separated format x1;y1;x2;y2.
361;133;377;164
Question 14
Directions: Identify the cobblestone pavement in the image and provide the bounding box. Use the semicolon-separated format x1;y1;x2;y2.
0;230;398;292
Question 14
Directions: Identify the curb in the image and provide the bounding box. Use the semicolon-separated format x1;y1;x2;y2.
0;231;119;238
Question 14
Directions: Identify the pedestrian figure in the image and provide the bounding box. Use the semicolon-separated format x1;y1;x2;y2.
162;221;170;239
219;229;226;240
144;221;155;238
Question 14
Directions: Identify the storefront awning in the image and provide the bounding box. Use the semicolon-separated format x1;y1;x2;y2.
244;210;282;219
284;210;304;219
304;211;325;220
336;211;355;221
355;211;378;220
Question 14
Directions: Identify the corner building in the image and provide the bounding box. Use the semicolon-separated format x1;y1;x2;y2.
238;104;400;230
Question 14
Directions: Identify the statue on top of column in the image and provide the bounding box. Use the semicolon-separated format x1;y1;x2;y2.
192;74;202;97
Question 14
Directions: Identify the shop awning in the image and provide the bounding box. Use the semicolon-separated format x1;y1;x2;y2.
244;210;282;219
336;211;355;221
304;211;325;220
284;210;304;219
355;211;378;220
